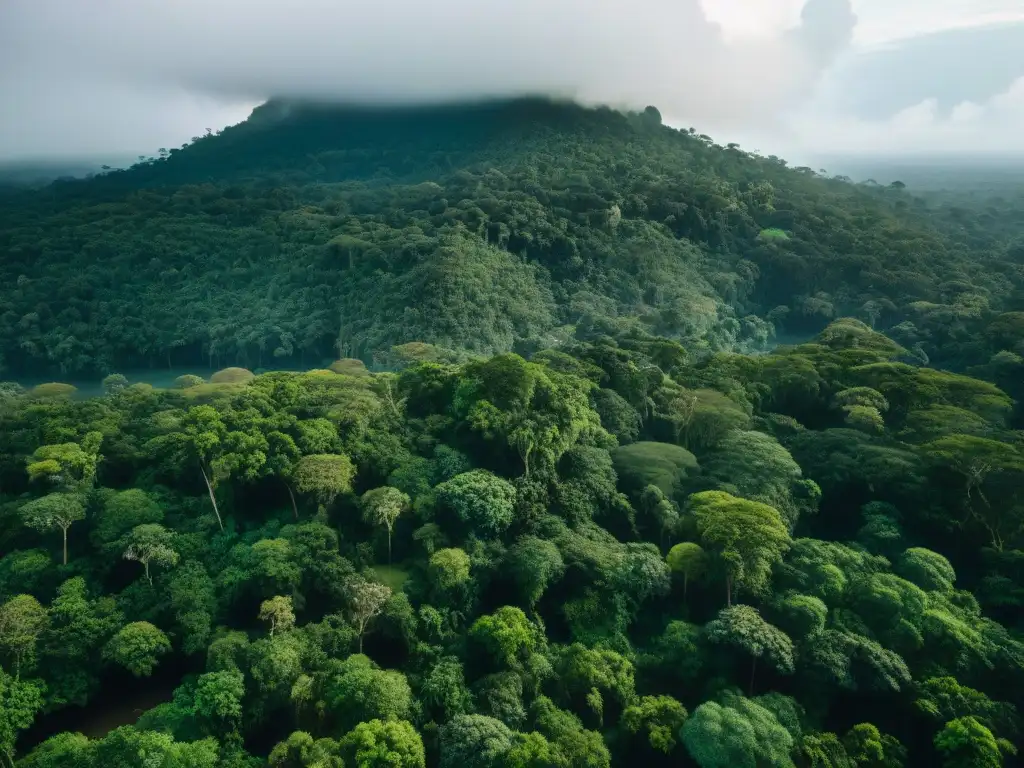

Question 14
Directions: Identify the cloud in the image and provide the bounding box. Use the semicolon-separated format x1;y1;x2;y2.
778;75;1024;157
0;0;855;159
818;21;1024;119
850;0;1024;45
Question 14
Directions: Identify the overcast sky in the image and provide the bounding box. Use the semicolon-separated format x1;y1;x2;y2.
0;0;1022;163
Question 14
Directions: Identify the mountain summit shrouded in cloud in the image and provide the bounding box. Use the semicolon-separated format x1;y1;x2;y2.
0;0;855;159
1;0;1022;161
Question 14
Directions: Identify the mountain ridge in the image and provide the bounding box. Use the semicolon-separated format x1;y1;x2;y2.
0;97;1020;377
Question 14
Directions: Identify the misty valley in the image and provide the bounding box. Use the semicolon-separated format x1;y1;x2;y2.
0;97;1023;768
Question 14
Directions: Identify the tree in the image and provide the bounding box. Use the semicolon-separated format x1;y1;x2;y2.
769;593;827;640
507;536;565;611
145;406;228;530
933;716;1003;768
429;548;472;593
267;430;303;519
92;488;164;555
0;595;47;678
174;374;205;389
611;543;671;611
325;654;413;731
531;694;610;768
897;548;956;592
842;723;907;767
102;374;129;396
621;695;688;755
648;620;706;687
470;607;538;669
345;578;391;653
103;621;171;677
167;562;216;656
552;643;635;723
704;605;795;693
248;634;304;708
420;657;472;722
193;669;245;734
20;494;85;565
0;667;45;768
436;470;517;538
293;453;356;516
611;442;698;498
682;693;795;768
26;432;102;492
505;731;567;768
439;714;514;768
657;387;752;452
36;577;122;708
259;596;296;637
914;677;1019;740
592;388;641;444
920;435;1024;551
87;726;218;768
667;542;707;601
690;491;791;605
269;732;344;768
14;731;89;768
340;719;425;768
361;487;410;563
454;354;602;477
639;484;679;548
247;538;303;597
122;524;179;585
700;430;819;530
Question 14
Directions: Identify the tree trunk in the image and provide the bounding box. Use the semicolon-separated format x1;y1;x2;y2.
358;632;364;654
387;528;392;565
145;560;152;586
286;483;298;520
749;655;757;696
62;526;68;566
199;464;224;531
683;573;689;603
726;576;732;607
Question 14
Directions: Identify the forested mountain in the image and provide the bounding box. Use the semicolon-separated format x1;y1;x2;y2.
1;98;1021;377
2;99;1024;768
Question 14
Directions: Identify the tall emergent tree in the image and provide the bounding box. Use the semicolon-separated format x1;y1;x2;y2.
688;491;791;606
20;494;86;566
0;595;48;678
26;432;103;492
345;577;392;653
259;596;296;638
122;524;180;586
361;486;410;563
293;454;356;517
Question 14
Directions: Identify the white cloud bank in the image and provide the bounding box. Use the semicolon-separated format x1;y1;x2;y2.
0;0;854;159
779;76;1024;157
0;0;1021;160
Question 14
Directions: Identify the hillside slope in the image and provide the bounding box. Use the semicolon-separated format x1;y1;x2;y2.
0;98;1021;376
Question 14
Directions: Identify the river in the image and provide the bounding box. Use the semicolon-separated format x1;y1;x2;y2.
9;365;311;398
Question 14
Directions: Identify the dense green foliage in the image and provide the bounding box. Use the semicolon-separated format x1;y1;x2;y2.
1;98;1023;767
1;99;1022;378
0;311;1019;766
